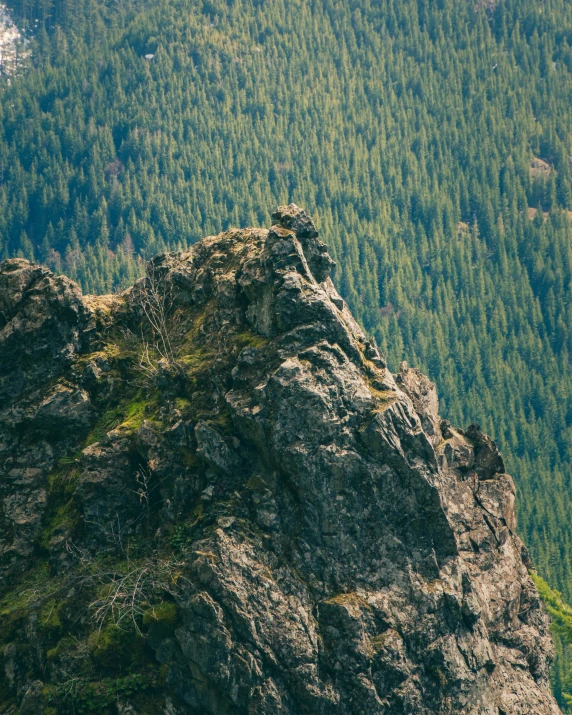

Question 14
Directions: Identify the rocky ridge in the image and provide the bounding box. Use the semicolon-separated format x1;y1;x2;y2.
0;205;561;714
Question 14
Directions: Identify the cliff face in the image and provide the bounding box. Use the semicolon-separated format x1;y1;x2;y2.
0;206;560;714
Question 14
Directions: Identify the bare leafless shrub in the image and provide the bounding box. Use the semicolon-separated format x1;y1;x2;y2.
68;542;183;635
134;262;181;376
67;463;181;634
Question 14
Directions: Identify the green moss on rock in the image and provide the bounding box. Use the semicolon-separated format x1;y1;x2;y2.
87;624;145;672
142;601;177;627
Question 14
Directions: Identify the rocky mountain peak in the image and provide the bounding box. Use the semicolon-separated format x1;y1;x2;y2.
0;206;560;713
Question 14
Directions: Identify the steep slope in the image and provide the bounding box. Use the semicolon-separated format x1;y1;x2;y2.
0;206;560;714
2;3;572;656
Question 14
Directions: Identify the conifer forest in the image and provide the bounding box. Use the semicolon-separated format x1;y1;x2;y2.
2;0;572;707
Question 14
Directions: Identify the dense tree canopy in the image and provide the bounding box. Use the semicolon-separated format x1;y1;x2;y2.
2;0;572;705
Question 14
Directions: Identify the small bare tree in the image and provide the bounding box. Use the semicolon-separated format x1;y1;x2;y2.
131;262;182;377
68;542;183;635
87;556;182;634
139;263;176;367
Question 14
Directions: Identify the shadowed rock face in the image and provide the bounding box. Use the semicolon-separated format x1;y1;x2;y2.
0;206;560;714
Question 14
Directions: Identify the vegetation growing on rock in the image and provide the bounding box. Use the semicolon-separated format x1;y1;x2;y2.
0;206;562;713
1;6;572;703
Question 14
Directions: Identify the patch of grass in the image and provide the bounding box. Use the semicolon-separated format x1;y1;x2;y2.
231;330;268;351
120;399;147;430
85;391;161;445
84;405;126;445
179;345;214;378
38;598;66;640
174;397;192;413
0;561;57;647
367;385;400;412
170;504;204;551
206;409;234;434
88;624;146;672
37;453;90;551
323;592;372;610
371;632;389;651
103;343;122;360
49;462;81;497
46;668;163;714
39;496;80;551
46;635;77;662
58;451;82;466
177;305;213;351
142;601;177;627
173;304;221;384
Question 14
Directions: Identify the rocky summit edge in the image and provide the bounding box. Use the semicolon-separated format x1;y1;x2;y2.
0;205;560;714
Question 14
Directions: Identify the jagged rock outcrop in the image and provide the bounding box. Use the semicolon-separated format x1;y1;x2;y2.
0;206;561;714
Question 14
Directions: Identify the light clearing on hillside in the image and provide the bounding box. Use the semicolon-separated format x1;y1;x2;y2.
0;4;28;78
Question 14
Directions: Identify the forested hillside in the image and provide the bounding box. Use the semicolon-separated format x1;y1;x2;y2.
2;0;572;706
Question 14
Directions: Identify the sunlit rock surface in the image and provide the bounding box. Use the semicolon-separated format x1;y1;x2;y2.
0;206;561;714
